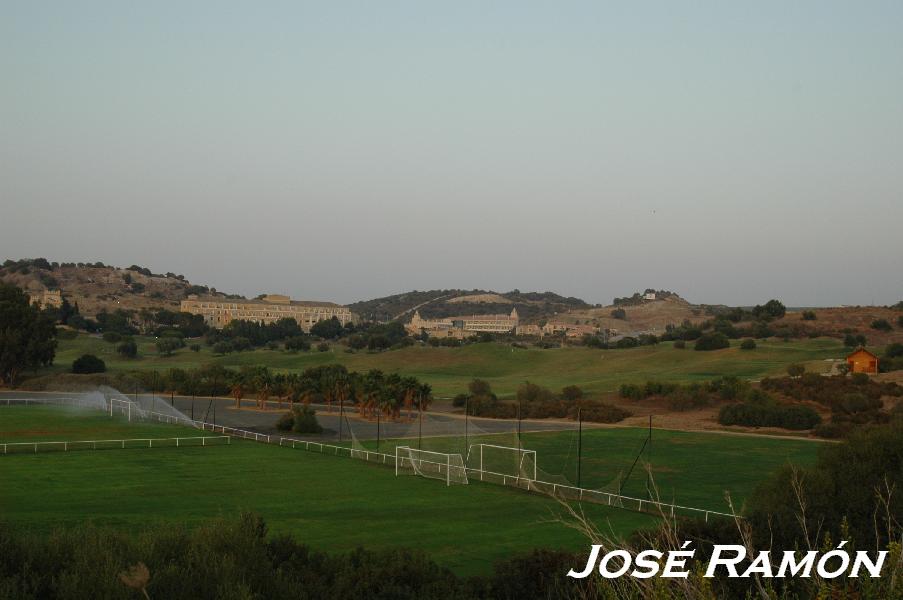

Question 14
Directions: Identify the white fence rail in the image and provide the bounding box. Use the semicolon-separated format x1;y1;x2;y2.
2;395;737;522
1;435;230;455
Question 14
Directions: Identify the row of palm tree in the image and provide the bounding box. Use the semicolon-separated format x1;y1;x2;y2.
227;364;431;421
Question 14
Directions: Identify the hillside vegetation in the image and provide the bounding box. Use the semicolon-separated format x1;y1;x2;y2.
348;288;593;322
0;258;241;316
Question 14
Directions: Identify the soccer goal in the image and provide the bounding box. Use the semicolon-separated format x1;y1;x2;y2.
466;444;537;482
395;446;469;486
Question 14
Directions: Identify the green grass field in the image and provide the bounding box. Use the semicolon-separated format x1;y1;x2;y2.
0;406;823;574
46;333;845;397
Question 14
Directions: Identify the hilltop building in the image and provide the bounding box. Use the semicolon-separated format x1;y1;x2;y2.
846;347;878;374
408;308;519;337
180;294;357;331
28;289;62;309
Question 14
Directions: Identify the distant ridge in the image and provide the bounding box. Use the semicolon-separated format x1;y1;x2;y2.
348;289;593;323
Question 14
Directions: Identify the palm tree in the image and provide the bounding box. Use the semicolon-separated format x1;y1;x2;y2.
253;369;272;410
362;370;385;420
400;376;420;422
230;378;245;409
417;382;433;413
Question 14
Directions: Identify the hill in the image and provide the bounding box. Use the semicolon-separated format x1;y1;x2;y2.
558;295;710;334
0;258;242;316
348;289;593;322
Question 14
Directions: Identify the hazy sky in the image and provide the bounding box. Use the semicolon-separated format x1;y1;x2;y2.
2;1;901;306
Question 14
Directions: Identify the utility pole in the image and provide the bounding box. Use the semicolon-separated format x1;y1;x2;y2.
517;400;522;454
376;411;380;454
577;408;583;489
464;397;469;455
647;414;653;500
339;395;344;443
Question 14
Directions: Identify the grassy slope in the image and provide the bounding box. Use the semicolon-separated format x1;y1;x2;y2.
0;407;653;575
47;334;844;397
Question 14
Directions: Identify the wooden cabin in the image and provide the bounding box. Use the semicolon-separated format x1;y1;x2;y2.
846;347;878;374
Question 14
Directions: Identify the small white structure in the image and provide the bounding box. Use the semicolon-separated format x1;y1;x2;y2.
644;292;656;301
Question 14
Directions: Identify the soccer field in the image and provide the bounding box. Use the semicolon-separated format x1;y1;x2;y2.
0;405;821;574
0;406;654;575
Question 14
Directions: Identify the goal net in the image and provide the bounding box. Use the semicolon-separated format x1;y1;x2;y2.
466;443;537;483
395;446;468;486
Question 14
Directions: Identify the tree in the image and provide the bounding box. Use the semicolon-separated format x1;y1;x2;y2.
844;333;867;347
561;385;583;401
72;354;105;374
310;316;343;339
117;338;138;358
871;318;892;332
155;338;181;357
694;332;729;351
739;338;756;350
0;283;57;385
468;379;492;397
752;299;786;320
610;308;627;320
786;363;805;377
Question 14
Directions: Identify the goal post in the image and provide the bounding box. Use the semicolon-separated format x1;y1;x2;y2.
395;446;468;486
466;443;537;482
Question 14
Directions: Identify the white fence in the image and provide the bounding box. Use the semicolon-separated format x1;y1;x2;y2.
1;395;736;522
1;435;230;455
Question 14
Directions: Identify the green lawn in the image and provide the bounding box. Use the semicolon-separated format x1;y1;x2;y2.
47;333;845;397
0;406;653;575
352;426;823;513
0;406;822;574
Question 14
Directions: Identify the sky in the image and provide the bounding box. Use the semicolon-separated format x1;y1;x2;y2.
1;1;902;307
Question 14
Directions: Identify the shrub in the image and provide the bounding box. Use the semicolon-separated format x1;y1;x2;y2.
275;411;294;431
72;354;106;374
102;331;121;343
291;406;323;433
898;315;903;328
212;341;233;354
619;383;644;400
786;363;805;377
801;310;817;321
739;338;756;350
718;401;820;430
56;327;78;340
561;385;583;401
673;339;686;349
871;318;892;332
284;336;311;352
517;381;554;404
844;333;867;347
614;336;638;349
575;402;631;423
317;342;330;352
610;307;626;319
694;332;729;351
117;338;138;358
155;337;182;357
190;344;201;353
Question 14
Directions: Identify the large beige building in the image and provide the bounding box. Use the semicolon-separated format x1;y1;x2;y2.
407;308;519;336
181;294;357;331
28;289;63;309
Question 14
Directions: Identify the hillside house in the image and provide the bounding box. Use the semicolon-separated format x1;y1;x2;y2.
846;347;878;374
